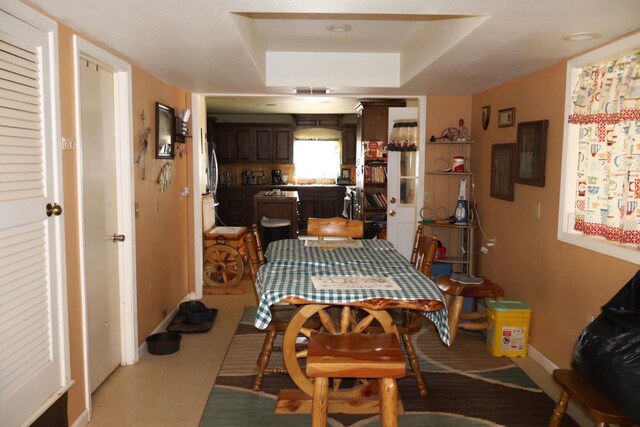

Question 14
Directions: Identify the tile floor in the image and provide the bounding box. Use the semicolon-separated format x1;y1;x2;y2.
87;279;257;427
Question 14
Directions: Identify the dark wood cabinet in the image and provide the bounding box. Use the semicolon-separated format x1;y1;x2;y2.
273;127;293;163
235;128;254;162
254;191;299;239
214;127;234;163
294;114;342;129
341;125;357;164
213;124;293;164
216;186;259;226
217;185;344;229
254;127;273;162
296;187;343;230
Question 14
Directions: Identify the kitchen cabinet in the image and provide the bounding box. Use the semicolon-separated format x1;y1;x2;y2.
255;127;272;162
273;127;293;163
253;191;299;239
216;186;260;226
296;187;342;230
213;124;293;164
341;125;356;164
294;114;342;129
235;127;254;162
216;185;343;229
214;126;234;163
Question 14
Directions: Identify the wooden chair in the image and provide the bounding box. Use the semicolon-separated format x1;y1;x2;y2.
306;332;406;427
306;217;364;240
245;225;321;392
549;369;634;427
409;222;424;267
435;275;504;345
365;233;438;397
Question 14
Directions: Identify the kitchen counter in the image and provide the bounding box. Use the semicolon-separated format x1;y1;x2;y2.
254;191;299;239
217;185;347;229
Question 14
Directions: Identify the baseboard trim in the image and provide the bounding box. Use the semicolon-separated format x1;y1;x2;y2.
69;409;89;427
513;344;591;427
527;343;559;373
137;294;194;359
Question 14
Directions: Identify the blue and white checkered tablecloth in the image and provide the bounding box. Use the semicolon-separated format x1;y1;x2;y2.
255;239;450;345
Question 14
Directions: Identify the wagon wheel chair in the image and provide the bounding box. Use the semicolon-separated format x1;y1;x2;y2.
282;303;398;398
203;235;244;287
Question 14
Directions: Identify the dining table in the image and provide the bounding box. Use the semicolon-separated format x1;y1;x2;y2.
253;238;450;413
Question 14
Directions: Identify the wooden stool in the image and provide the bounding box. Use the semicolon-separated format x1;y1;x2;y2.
306;332;406;427
435;276;504;344
549;369;634;427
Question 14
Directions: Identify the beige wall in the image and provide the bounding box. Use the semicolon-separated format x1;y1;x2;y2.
470;62;637;366
53;22;192;424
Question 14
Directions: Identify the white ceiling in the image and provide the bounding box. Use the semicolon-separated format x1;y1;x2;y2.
23;0;640;113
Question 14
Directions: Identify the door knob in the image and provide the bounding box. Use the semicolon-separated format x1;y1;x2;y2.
112;234;126;242
389;210;396;217
45;203;62;217
389;197;397;204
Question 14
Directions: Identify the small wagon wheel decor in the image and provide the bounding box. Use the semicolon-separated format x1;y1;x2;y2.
203;235;244;287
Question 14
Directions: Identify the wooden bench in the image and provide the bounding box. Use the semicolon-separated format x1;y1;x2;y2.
549;369;634;427
306;332;406;427
435;276;504;344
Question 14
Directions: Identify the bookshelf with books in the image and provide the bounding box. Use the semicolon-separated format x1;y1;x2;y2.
361;141;388;219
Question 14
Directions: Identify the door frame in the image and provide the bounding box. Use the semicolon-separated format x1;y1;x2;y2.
73;36;138;415
189;94;426;295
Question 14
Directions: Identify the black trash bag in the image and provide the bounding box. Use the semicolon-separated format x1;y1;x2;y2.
571;270;640;421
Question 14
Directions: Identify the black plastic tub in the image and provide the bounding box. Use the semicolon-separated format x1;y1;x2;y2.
179;300;215;324
146;332;181;355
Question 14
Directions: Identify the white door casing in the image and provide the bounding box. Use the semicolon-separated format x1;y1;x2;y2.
79;58;122;392
0;5;71;427
386;105;425;259
73;36;137;416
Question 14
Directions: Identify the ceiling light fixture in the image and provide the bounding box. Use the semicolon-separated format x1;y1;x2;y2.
564;32;598;41
294;87;330;95
328;24;351;33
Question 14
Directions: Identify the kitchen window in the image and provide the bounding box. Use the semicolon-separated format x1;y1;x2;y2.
293;138;341;180
558;32;640;264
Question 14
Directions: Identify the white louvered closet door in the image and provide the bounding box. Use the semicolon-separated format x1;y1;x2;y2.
0;9;69;427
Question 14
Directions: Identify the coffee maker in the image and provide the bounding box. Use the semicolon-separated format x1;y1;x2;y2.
271;169;282;185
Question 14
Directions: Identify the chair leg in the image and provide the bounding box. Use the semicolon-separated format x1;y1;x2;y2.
548;390;569;427
253;328;277;392
379;378;399;427
311;377;329;427
448;296;464;344
401;333;427;397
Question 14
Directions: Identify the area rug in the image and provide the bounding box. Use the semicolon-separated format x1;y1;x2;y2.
200;308;577;427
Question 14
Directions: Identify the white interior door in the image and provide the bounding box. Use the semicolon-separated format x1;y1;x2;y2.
0;7;70;427
386;107;421;259
79;58;121;392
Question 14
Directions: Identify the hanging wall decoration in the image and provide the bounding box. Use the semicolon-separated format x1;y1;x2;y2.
481;105;491;130
135;110;151;180
157;162;173;192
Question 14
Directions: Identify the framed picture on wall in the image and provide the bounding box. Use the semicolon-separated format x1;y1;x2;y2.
498;107;515;128
490;143;516;201
156;102;175;159
515;120;549;187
